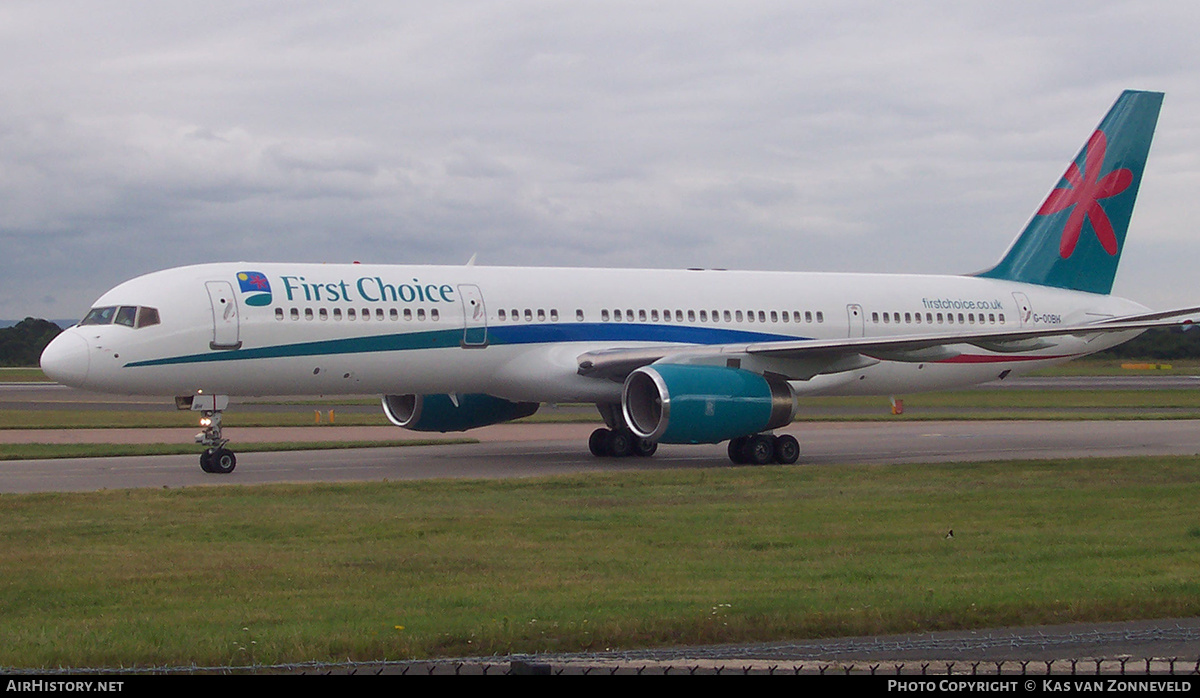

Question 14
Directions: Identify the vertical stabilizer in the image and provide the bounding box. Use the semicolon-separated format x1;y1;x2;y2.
978;90;1162;294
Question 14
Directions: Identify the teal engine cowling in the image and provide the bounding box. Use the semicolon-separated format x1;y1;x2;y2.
381;393;539;432
622;364;795;444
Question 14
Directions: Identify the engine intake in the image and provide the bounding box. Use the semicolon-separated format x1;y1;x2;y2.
622;364;795;444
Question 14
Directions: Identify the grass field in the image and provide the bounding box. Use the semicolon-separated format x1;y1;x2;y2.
4;359;1200;668
2;456;1199;668
5;387;1200;432
0;368;51;381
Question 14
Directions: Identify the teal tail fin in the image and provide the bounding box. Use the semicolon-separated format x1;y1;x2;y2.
978;90;1163;294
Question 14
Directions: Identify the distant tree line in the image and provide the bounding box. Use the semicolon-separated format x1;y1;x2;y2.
1093;326;1200;361
0;318;63;367
0;318;1198;368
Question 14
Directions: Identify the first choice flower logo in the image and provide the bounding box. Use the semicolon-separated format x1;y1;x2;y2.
237;271;273;307
1036;129;1133;259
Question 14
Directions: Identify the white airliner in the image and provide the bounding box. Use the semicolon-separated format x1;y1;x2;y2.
40;90;1200;473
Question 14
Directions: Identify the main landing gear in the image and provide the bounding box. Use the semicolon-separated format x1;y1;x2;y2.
589;427;658;458
727;434;800;465
589;403;657;458
179;394;237;474
586;403;799;464
588;428;800;464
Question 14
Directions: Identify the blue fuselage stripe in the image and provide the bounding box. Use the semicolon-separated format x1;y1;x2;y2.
124;323;807;368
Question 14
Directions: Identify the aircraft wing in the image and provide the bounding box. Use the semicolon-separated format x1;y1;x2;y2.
576;305;1200;382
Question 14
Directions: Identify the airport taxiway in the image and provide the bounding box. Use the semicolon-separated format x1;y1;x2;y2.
2;419;1200;493
3;377;1200;493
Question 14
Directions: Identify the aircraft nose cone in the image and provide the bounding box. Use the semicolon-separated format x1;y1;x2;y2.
40;331;90;387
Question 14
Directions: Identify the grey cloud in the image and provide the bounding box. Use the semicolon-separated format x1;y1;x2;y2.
4;1;1200;318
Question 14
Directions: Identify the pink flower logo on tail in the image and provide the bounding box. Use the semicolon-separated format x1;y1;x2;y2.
1037;130;1132;258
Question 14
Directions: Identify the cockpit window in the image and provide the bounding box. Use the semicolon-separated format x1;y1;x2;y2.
80;306;117;325
115;306;137;327
79;305;161;329
136;307;160;328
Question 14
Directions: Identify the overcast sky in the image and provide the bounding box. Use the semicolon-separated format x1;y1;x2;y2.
4;1;1200;319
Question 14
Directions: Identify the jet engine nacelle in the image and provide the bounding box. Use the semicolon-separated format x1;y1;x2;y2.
381;393;539;432
622;364;796;444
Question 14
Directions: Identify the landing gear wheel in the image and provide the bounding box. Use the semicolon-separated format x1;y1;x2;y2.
746;434;776;465
727;437;749;464
208;448;237;474
633;437;658;457
774;434;800;465
194;401;236;474
589;428;611;457
607;430;634;458
587;423;656;459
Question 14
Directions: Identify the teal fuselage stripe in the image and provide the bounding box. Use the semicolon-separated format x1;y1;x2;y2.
123;323;806;368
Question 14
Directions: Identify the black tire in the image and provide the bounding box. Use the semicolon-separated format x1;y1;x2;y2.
774;434;800;464
588;428;611;457
209;448;237;474
727;436;748;464
608;430;634;458
746;434;775;465
199;449;215;473
633;437;658;457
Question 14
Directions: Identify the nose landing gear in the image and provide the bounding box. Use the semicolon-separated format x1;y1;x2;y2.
179;394;237;474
